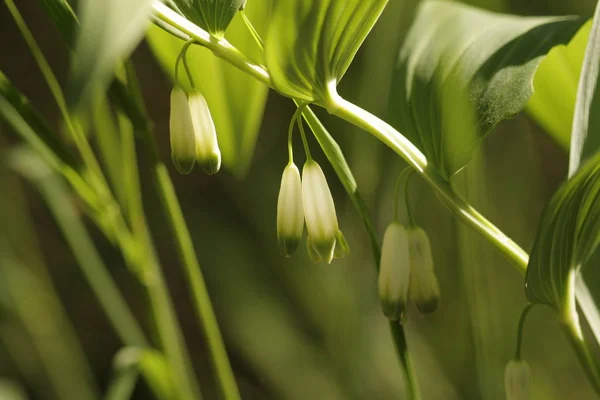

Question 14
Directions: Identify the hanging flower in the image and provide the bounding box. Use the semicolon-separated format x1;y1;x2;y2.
169;87;196;174
277;163;304;256
302;160;342;263
188;90;221;174
504;359;531;400
378;222;410;321
407;227;440;314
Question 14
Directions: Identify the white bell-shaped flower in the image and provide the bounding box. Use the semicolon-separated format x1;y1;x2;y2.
378;222;410;321
504;359;531;400
302;160;340;263
188;90;221;174
277;163;304;256
407;227;440;314
169;87;196;174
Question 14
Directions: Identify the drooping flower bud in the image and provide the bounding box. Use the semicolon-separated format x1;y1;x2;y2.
188;90;221;174
504;359;531;400
407;227;440;314
378;222;410;321
277;163;304;256
169;87;196;174
302;160;340;263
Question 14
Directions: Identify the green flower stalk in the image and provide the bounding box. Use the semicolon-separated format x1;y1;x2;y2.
407;227;440;314
277;162;304;256
378;222;410;321
188;90;221;174
169;87;196;174
302;160;343;263
504;359;531;400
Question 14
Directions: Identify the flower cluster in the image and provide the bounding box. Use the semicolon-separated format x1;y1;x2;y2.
169;87;221;175
277;159;348;263
378;223;440;321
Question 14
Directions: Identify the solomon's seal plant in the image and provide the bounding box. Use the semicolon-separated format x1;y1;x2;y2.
4;0;600;398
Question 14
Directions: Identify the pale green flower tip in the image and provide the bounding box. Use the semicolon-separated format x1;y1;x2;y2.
310;237;336;263
380;298;407;321
169;87;196;175
198;151;221;175
306;236;323;263
334;230;349;259
277;163;304;257
171;154;195;175
505;359;531;400
413;290;440;315
378;222;410;321
278;235;301;257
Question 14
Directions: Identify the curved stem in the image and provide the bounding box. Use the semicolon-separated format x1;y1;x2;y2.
175;39;196;87
297;113;313;161
393;168;414;224
332;97;529;272
515;304;534;360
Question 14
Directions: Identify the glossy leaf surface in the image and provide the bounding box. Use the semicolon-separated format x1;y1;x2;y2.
389;1;585;178
265;0;388;109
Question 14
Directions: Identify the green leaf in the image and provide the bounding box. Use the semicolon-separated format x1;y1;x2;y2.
265;0;388;110
526;0;600;315
526;21;591;150
67;0;155;112
147;1;272;177
526;154;600;313
172;0;245;39
388;1;585;179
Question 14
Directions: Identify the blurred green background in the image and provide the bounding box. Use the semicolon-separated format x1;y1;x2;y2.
1;0;600;399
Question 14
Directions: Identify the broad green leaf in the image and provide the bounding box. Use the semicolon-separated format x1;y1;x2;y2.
526;0;600;315
147;1;272;177
526;22;591;150
265;0;388;110
172;0;245;38
525;154;600;314
389;1;585;179
68;0;155;112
